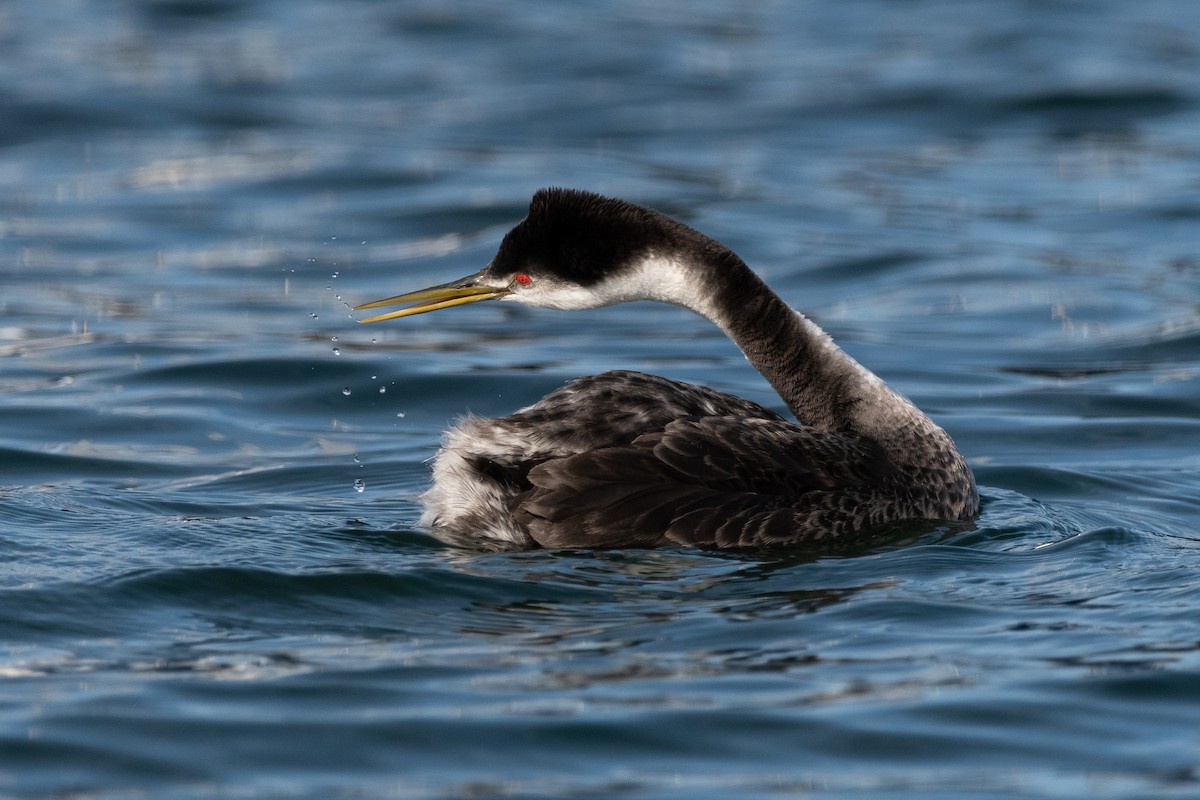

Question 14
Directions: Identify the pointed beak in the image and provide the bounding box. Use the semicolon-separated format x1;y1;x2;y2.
354;268;511;323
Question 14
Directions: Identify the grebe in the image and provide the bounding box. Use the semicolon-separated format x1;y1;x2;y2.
356;188;977;550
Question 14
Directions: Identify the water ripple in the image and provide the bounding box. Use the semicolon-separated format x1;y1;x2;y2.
3;0;1200;796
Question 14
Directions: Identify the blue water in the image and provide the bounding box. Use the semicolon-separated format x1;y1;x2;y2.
3;1;1200;797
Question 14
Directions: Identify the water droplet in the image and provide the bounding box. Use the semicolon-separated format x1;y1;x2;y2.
396;411;406;418
353;479;365;493
332;347;340;356
310;313;319;319
378;386;386;394
342;387;351;396
352;454;361;464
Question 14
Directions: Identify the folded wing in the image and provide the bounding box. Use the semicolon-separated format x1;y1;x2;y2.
516;416;901;549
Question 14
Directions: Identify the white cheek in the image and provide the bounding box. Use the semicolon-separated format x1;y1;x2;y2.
518;282;622;310
502;253;713;315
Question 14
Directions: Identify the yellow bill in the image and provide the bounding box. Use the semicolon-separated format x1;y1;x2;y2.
354;270;510;323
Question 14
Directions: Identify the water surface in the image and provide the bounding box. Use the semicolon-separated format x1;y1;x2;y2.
2;1;1199;797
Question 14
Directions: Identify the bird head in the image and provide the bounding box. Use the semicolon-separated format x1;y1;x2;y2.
355;188;719;322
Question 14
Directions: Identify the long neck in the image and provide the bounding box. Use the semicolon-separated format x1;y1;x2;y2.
634;232;974;515
685;253;927;441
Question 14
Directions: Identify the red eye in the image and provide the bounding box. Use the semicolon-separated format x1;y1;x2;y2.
513;273;532;286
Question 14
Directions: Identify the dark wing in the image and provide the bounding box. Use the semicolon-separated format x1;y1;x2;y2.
505;370;785;452
515;416;901;549
459;370;786;492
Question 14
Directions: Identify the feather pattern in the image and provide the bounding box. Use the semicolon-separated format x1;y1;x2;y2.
518;415;899;549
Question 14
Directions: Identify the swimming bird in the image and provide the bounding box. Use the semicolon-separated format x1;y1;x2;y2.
355;188;978;550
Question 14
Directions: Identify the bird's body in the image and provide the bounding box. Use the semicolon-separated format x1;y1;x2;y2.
356;189;978;550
